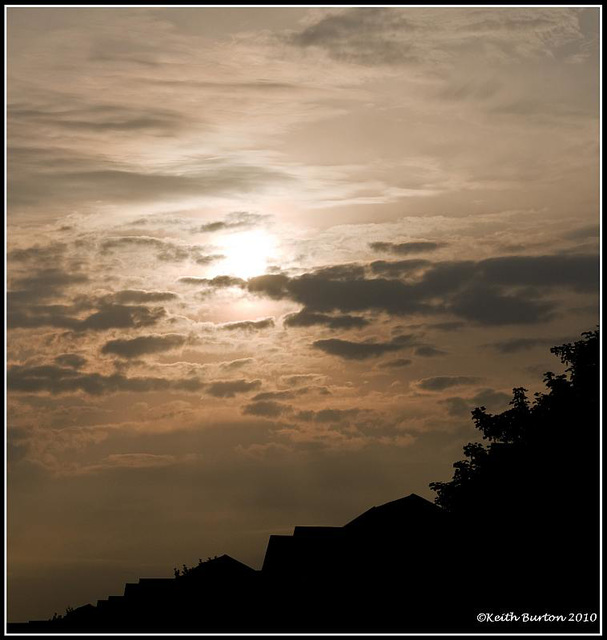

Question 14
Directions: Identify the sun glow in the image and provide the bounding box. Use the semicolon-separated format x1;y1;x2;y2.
213;230;278;279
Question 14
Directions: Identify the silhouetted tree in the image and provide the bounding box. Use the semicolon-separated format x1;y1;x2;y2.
429;329;600;610
430;329;599;514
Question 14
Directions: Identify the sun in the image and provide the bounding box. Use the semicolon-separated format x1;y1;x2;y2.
212;230;278;279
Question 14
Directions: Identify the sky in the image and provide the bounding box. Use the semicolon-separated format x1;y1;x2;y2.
6;6;600;622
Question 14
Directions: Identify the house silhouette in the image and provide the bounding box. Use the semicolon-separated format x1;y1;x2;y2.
7;492;599;634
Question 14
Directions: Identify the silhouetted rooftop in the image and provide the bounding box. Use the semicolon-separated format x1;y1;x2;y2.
344;493;444;531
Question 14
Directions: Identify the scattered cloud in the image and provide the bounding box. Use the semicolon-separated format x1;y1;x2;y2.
101;333;189;358
313;335;415;360
414;376;482;392
205;379;262;398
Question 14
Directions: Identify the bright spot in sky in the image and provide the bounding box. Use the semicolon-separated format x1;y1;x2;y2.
214;230;278;279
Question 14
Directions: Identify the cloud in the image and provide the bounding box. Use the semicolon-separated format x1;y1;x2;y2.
199;211;269;233
221;318;275;332
219;358;255;370
287;7;584;66
295;408;360;423
101;333;188;358
377;358;412;369
9;102;183;134
477;254;599;291
369;241;445;255
415;376;482;392
414;345;448;357
53;354;88;369
430;321;465;332
100;236;219;264
247;253;597;326
10;151;293;209
484;336;575;354
283;309;369;329
205;379;262;398
369;259;431;277
449;285;555;325
110;289;178;304
10;268;89;301
440;387;511;416
280;374;326;387
242;401;291;418
312;335;415;360
78;304;167;331
8;296;168;332
7;364;204;395
178;275;245;288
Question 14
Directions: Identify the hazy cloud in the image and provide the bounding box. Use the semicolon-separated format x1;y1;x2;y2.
284;309;369;330
101;333;189;358
415;376;482;392
8;364;204;395
53;354;88;369
369;241;445;255
205;379;262;398
199;211;269;233
242;400;291;418
313;335;415;360
378;358;412;369
110;290;178;304
221;318;275;332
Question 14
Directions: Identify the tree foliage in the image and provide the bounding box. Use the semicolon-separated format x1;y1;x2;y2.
429;329;599;516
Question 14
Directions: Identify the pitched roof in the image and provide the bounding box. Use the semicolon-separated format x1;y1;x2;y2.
344;493;444;532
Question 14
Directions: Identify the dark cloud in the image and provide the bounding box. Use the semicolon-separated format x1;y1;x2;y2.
111;290;178;304
369;259;431;277
484;336;575;354
10;148;292;209
477;254;599;291
178;275;245;288
288;7;418;65
280;374;325;387
7;364;204;395
9;102;182;134
369;241;445;255
221;318;275;332
449;286;555;325
101;333;188;358
415;376;482;392
295;408;360;423
378;358;412;369
205;379;262;398
100;236;219;264
10;269;89;301
199;211;268;233
440;396;471;417
53;354;88;369
287;7;580;66
251;390;297;402
566;225;599;240
242;401;291;418
440;388;511;417
8;242;67;263
8;302;81;330
8;292;167;331
313;335;415;360
248;253;596;326
430;321;465;332
78;304;166;331
311;263;366;280
414;345;448;357
283;309;369;330
247;274;291;300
